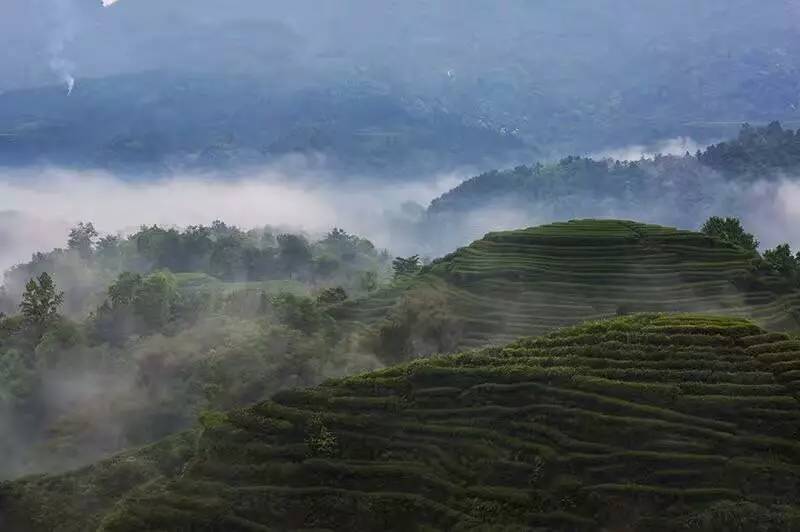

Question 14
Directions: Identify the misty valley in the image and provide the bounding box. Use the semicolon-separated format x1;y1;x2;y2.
4;1;800;531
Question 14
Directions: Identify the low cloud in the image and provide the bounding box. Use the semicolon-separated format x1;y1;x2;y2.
743;177;800;250
2;159;800;279
0;165;469;273
591;137;710;162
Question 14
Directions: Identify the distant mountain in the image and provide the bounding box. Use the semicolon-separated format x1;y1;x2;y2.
6;313;800;530
5;2;800;175
0;72;530;177
420;123;800;253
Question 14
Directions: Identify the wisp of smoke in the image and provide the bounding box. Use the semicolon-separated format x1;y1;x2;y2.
47;0;78;94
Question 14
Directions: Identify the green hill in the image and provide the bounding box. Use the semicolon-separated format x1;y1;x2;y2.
339;220;800;360
422;123;800;250
6;313;800;530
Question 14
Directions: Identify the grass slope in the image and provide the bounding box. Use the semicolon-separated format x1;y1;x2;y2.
9;314;800;530
338;219;800;351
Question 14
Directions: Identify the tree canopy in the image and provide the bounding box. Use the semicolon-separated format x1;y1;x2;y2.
701;216;759;251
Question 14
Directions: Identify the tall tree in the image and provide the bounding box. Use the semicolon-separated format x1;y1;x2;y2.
278;234;312;278
19;272;64;337
67;222;99;260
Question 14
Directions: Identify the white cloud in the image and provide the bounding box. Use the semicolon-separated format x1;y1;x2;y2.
0;165;469;273
591;136;709;162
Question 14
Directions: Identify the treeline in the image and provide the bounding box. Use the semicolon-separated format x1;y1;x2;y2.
0;222;396;478
700;215;800;288
0;265;374;477
429;122;800;218
0;222;389;316
698;121;800;177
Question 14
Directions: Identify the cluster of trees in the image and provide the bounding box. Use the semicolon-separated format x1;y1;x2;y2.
698;122;800;177
0;222;395;479
700;215;800;287
0;261;386;477
95;221;384;283
701;216;759;251
0;223;390;317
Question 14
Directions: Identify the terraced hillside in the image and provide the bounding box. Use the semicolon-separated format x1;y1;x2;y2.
8;314;800;531
338;219;800;354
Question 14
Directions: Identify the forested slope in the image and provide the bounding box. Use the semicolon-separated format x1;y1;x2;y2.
421;123;800;252
6;313;800;530
339;219;800;362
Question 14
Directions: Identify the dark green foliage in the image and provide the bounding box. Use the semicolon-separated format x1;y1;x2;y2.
317;287;348;307
67;222;99;261
92;271;180;341
108;272;142;307
13;314;800;531
701;216;759;251
698;122;800;177
19;272;64;340
277;234;313;278
366;289;463;363
392;255;421;279
763;244;800;285
342;220;800;362
271;293;329;335
132;271;178;331
5;221;800;530
0;222;389;484
2;222;387;322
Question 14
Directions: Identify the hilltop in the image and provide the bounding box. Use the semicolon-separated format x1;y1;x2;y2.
2;218;799;484
340;219;800;362
422;123;800;252
5;313;800;530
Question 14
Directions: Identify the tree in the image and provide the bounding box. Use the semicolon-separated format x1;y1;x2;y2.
133;271;178;331
763;244;800;281
67;222;99;260
359;270;379;292
317;287;348;306
313;255;340;280
701;217;759;251
92;272;144;345
209;235;246;280
272;293;323;334
392;255;421;279
95;234;123;269
108;272;143;307
19;272;64;337
278;234;312;278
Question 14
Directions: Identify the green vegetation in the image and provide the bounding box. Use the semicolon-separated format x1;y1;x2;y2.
0;222;389;318
698;121;800;177
425;123;800;239
0;224;389;480
700;216;759;252
341;219;800;361
4;217;800;483
3;217;800;530
5;313;800;530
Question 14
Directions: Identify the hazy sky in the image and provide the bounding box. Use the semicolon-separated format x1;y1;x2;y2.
2;0;793;92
